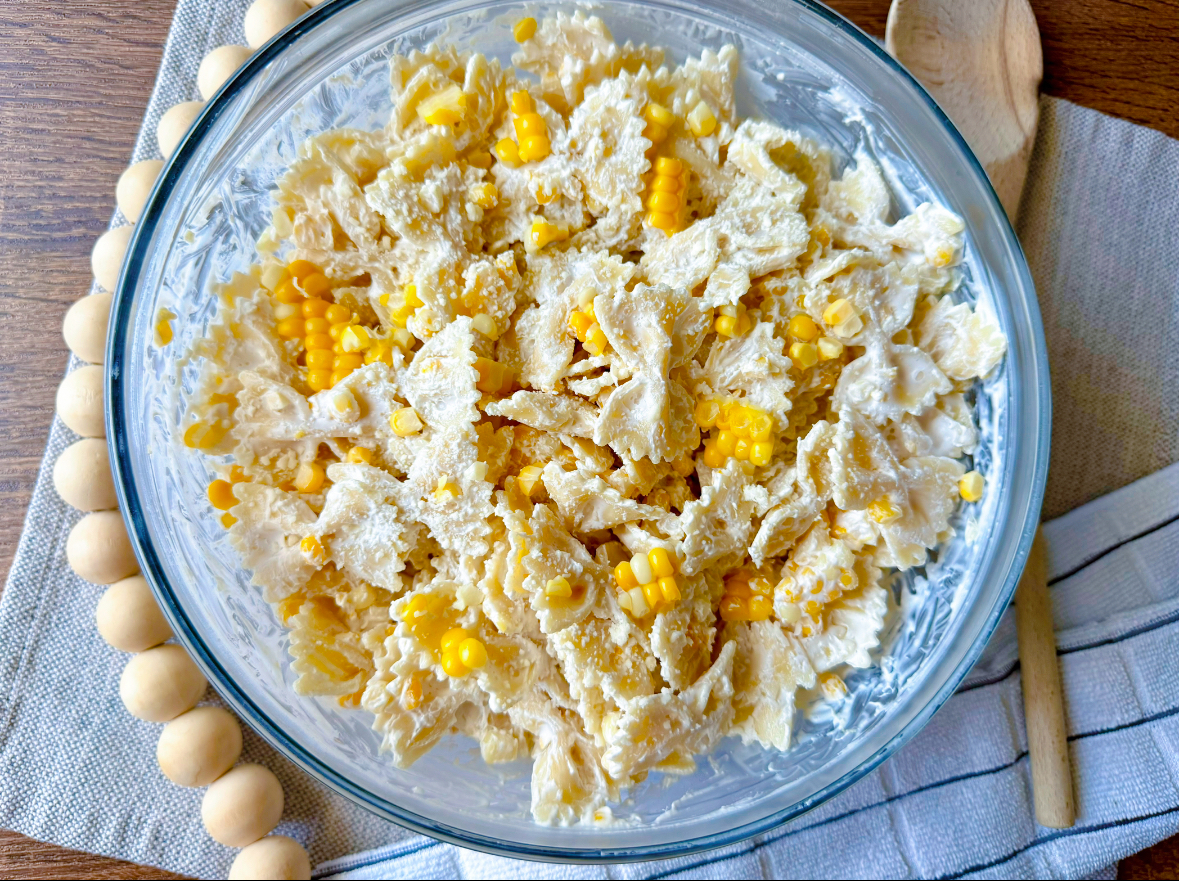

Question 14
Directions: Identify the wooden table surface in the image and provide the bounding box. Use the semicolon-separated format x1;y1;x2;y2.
1;0;1178;877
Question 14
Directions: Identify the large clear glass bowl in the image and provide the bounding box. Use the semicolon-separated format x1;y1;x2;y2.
107;0;1050;862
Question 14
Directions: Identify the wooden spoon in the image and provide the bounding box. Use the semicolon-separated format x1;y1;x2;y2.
886;0;1073;829
886;0;1043;219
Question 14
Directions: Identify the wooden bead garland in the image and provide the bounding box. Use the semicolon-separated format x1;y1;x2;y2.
50;6;315;876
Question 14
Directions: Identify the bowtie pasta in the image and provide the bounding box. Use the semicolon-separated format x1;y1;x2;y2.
179;12;1006;825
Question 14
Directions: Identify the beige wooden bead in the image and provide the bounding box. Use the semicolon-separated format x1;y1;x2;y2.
201;764;284;847
157;706;242;787
119;644;207;722
53;437;116;511
91;225;133;293
157;101;205;160
244;0;307;49
229;835;310;880
116;160;163;224
62;292;111;365
67;510;138;584
96;575;172;652
198;45;253;101
56;365;105;438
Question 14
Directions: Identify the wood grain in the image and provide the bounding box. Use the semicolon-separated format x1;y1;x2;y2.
1;0;1178;877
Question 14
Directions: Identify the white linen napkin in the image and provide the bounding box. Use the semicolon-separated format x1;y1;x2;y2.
2;0;1179;878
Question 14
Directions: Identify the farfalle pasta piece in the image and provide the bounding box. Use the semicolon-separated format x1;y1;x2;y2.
541;462;666;532
677;460;758;574
701;321;795;422
800;561;887;671
725;120;809;210
512;11;622;112
649;571;716;690
727;620;816;749
833;340;953;425
227;483;318;602
915;295;1008;382
521;503;605;634
397;317;480;428
486;391;597;438
891;392;978;459
406;425;495;557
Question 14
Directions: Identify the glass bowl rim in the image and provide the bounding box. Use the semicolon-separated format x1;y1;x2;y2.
106;0;1050;863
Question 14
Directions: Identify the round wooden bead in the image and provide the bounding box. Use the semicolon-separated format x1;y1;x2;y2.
91;225;133;293
67;510;138;584
157;101;204;160
119;644;207;722
201;764;284;847
157;706;242;787
229;836;310;880
244;0;307;49
56;365;105;438
116;160;163;224
53;437;116;511
95;575;172;652
198;45;253;101
62;292;111;365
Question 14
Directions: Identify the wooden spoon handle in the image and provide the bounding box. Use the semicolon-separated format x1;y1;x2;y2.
1014;528;1076;828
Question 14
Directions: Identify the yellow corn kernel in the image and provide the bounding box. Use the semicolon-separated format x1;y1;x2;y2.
307;350;334;370
510;90;533;114
869;497;902;523
517;465;544;498
672;455;695;478
583;326;608;357
474;357;510;394
820;671;848;699
459;637;488;669
513;16;537;41
286;259;318;281
295;462;325;493
747;412;773;443
687;100;717;137
647;210;676;231
805;599;821;618
932;244;954;267
402;676;423;710
648;190;679;214
440;627;469;654
347;446;374;465
644;102;676;128
959;470;985;502
276;316;305;339
719;595;748;621
325;303;350;324
229;466;249;484
530;220;568;249
494;138;519;166
305;317;332;336
749;441;774;467
788;314;819;342
715;430;737;457
513;112;547;139
441;645;468;677
694;398;721;429
518;135;551;162
822;298;854;326
545;576;572;598
630;552;654;586
364;344;391;366
735;312;752;335
341;325;372;353
613;560;638;590
391;328;415;350
303;273;332;299
701;441;725;469
733;438;751;461
628;586;650;617
207;479;236;511
434;476;459;501
466;150;493;170
657;575;680;603
218;512;236;528
334;353;364;372
390;407;423;437
274;278;304;304
155;309;175;346
183;421;227;450
643;120;668;145
651;174;680;193
790;341;818;370
417;84;467;126
817;337;844;361
568;311;593;339
300;535;327;567
469;312;497;340
648;547;675;578
301;298;329;318
305;332;333;352
641;580;662;611
654;157;682;176
273;303;301;322
616;590;633;613
714;314;737;337
748;595;773;620
306;369;332;392
470;182;498;210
